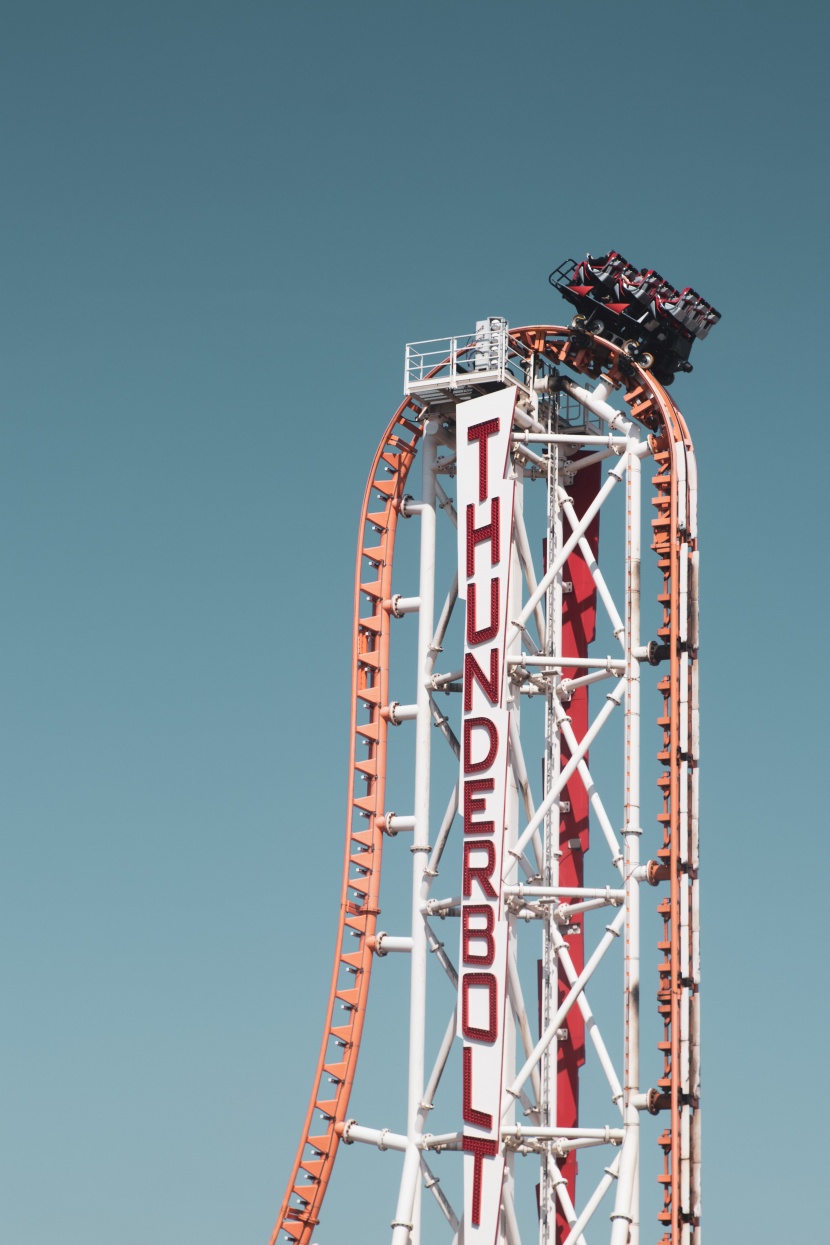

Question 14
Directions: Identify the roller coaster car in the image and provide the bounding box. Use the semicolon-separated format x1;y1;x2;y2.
550;251;720;386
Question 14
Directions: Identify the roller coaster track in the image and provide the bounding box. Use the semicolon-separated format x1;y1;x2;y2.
270;326;700;1245
270;400;423;1243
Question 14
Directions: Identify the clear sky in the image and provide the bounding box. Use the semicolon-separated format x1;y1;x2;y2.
1;3;827;1243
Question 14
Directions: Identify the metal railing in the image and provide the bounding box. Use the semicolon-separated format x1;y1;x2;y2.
404;319;532;396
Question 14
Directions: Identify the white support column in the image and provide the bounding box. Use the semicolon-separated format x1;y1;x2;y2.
540;415;562;1245
610;436;642;1245
391;419;438;1245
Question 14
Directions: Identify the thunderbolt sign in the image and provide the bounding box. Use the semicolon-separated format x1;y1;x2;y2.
456;387;517;1242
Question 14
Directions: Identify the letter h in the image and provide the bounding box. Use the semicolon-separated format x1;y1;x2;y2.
466;498;500;578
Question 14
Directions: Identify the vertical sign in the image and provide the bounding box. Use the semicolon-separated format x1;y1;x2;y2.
457;387;517;1243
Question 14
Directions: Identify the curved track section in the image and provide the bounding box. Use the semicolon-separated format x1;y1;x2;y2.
272;327;699;1245
270;402;421;1245
510;327;700;1242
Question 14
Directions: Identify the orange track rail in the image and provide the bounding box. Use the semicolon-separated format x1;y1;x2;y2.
511;328;700;1243
270;330;699;1245
269;401;421;1244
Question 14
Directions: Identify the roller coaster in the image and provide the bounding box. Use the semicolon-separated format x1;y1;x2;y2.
269;260;713;1245
550;253;719;387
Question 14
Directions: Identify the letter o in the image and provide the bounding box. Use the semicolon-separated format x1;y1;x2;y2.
461;972;498;1042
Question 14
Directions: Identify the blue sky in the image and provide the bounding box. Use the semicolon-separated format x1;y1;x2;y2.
1;3;828;1242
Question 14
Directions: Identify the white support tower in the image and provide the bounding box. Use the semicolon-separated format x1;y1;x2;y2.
273;319;700;1245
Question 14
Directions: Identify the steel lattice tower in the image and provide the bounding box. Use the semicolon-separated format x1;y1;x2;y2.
271;316;701;1245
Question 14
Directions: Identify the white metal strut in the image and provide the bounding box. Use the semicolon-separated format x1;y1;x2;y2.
275;318;701;1245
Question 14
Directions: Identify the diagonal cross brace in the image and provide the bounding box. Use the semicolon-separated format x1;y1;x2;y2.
505;907;626;1104
508;678;625;867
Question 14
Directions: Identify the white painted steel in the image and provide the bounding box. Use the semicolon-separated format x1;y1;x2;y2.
560;1155;621;1245
559;377;632;435
510;680;626;865
386;814;417;833
560;493;626;642
422;1011;458;1114
511;433;630;446
507;951;542;1109
389;595;422;616
609;436;643;1244
503;1127;624;1142
512;505;547;650
323;330;697;1245
342;1123;410;1152
374;935;415;955
565;441;649;474
388;704;419;724
552;926;624;1107
392;421;439;1245
511;655;625;670
508;908;626;1102
551;1175;588;1245
514;466;627;633
504;887;624;900
508;714;545;873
